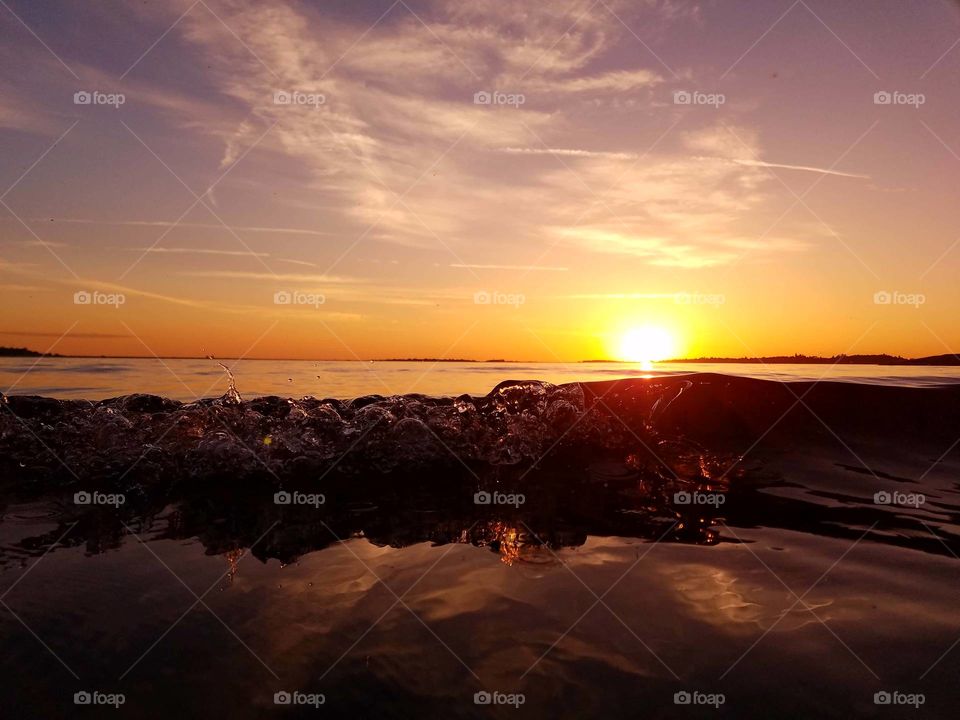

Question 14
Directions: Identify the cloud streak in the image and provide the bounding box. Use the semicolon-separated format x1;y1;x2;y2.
32;218;337;238
732;159;870;179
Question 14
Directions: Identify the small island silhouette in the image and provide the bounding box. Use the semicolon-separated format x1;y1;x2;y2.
660;353;960;366
0;346;61;358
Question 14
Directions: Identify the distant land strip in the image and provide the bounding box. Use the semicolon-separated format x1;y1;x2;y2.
1;348;958;365
658;354;960;366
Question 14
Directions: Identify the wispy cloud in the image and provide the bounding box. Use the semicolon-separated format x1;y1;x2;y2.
275;258;320;268
450;263;568;272
178;270;362;284
133;0;703;260
732;159;870;179
493;148;637;160
18;0;816;279
1;237;69;248
64;278;210;308
32;218;336;238
2;0;820;285
128;247;270;258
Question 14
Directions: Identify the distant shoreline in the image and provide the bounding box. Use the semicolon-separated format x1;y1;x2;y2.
1;347;958;365
658;354;960;366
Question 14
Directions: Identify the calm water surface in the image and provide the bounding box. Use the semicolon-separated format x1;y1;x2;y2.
3;358;960;400
2;438;959;717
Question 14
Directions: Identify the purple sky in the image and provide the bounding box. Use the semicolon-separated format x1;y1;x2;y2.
1;0;959;360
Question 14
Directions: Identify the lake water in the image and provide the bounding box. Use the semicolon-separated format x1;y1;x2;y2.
2;434;958;718
3;358;960;400
2;367;959;717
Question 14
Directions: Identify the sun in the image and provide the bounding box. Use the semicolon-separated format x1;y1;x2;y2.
618;326;677;365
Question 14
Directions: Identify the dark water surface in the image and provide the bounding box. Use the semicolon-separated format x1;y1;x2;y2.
1;375;959;717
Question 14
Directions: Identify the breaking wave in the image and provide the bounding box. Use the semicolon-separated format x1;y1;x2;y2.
1;373;958;492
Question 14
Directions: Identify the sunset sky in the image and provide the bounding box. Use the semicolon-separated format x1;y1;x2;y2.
2;0;959;361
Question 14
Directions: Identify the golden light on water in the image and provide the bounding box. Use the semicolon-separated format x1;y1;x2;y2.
617;326;679;366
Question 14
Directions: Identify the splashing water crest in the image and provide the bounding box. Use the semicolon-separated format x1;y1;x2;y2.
206;355;242;405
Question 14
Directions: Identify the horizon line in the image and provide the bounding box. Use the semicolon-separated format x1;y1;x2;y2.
2;352;958;364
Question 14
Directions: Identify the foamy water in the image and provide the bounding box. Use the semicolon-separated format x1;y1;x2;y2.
2;358;959;400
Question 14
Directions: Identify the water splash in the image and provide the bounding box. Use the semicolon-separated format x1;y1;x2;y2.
0;379;674;485
207;355;242;405
8;373;927;490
